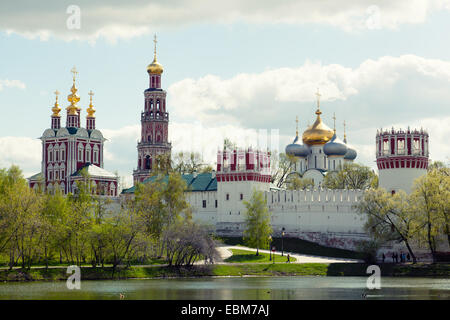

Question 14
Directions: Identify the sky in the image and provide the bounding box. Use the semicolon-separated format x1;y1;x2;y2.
0;0;450;188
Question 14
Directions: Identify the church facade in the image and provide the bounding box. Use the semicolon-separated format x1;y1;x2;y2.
28;68;119;196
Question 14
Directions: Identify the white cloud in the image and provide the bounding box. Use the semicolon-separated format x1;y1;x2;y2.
167;54;450;169
1;0;449;42
0;137;41;177
0;79;26;91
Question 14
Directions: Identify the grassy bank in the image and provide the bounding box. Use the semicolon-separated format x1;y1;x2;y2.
1;263;448;282
224;249;297;263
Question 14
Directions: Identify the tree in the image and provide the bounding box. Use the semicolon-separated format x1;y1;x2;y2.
172;151;210;175
285;174;314;190
409;165;450;261
243;189;272;256
271;153;294;188
133;172;191;256
355;189;417;263
162;219;218;266
324;163;378;189
65;169;95;265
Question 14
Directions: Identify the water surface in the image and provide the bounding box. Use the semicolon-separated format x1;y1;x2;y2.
0;276;448;300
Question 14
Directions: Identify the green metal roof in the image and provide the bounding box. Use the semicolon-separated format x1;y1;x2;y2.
28;172;43;181
121;172;217;194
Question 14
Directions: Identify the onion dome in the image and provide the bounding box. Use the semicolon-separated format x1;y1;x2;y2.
302;109;334;145
344;146;357;160
324;133;347;156
147;35;164;75
147;57;163;75
342;120;357;160
286;136;309;158
302;89;334;145
66;67;80;116
286;116;309;157
86;90;96;118
51;90;61;117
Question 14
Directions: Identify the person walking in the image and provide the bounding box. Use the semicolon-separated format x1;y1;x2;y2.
391;252;395;263
286;254;290;263
382;253;385;263
407;253;411;262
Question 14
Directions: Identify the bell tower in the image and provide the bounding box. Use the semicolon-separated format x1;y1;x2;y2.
133;35;172;183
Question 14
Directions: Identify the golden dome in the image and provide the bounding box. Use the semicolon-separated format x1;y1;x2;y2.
147;57;164;75
51;90;61;117
302;109;334;145
86;90;96;118
147;35;163;75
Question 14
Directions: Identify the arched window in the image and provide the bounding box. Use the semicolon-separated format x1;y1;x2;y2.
78;143;84;162
145;155;151;170
86;145;92;163
60;163;66;180
48;145;54;163
54;145;59;162
148;135;152;143
93;145;99;163
60;144;66;161
54;164;59;180
157;100;160;111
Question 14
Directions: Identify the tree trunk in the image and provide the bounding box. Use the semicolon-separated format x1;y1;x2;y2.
403;239;417;264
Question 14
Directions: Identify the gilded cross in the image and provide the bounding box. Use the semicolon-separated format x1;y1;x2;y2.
295;115;299;136
71;66;78;82
315;88;321;108
332;112;336;131
153;34;157;56
88;90;94;104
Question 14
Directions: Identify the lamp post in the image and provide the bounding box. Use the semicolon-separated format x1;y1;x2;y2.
268;235;272;261
281;227;285;256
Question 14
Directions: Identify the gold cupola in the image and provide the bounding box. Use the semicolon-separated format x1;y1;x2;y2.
86;90;96;118
302;89;334;145
67;66;80;115
51;90;61;117
147;34;164;75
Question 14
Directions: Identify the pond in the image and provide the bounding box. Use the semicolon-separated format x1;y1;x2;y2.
0;276;449;300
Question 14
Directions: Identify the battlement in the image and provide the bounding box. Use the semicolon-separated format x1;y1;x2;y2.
376;126;429;137
216;148;271;183
376;127;429;164
266;188;363;206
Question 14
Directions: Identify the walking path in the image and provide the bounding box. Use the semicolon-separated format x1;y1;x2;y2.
215;245;362;264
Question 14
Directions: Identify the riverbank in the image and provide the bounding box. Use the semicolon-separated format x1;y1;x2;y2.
1;262;448;282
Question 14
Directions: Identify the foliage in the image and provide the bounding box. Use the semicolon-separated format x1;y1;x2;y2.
324;162;378;189
172;151;211;175
243;189;272;255
270;153;294;188
409;164;450;261
355;240;381;264
162;219;218;266
285;174;314;190
356;188;418;262
0;164;213;270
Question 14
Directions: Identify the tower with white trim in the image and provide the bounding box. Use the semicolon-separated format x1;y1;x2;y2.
376;127;429;194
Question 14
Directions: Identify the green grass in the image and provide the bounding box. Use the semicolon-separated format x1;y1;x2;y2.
0;262;448;282
224;249;296;263
220;236;366;260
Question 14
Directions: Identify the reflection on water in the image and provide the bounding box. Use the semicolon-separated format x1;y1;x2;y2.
0;276;449;300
